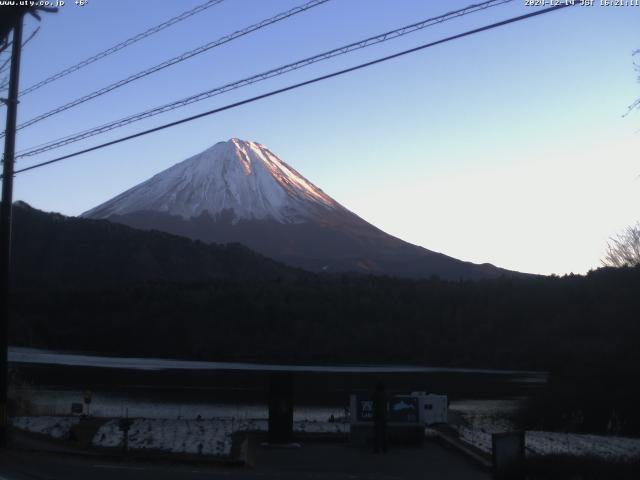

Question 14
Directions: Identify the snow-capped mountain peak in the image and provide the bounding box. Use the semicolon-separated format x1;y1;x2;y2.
83;137;518;280
83;138;340;223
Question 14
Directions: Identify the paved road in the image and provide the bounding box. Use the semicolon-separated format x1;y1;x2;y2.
0;440;490;480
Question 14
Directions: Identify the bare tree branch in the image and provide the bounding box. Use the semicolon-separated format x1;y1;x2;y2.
602;222;640;267
624;49;640;116
0;27;38;75
0;27;40;96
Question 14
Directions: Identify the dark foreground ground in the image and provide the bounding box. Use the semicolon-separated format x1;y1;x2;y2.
0;436;490;480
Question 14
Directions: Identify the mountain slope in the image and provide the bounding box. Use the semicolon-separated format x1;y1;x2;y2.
11;202;298;289
84;138;518;280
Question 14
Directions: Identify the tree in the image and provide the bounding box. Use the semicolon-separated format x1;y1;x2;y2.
605;52;640;268
602;222;640;267
0;26;39;95
626;49;640;115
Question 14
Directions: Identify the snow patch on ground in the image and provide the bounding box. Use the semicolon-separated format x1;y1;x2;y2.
12;416;349;458
451;400;640;463
449;398;521;433
525;431;640;461
93;418;233;456
458;427;493;454
457;426;640;461
291;420;348;434
11;416;79;439
19;387;347;420
92;418;348;457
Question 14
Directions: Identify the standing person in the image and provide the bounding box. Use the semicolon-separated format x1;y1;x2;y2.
372;382;388;453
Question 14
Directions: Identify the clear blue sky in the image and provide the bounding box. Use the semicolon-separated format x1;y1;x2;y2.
6;0;640;275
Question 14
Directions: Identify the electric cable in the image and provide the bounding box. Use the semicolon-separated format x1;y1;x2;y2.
19;0;227;97
11;3;575;177
16;0;514;158
6;0;330;137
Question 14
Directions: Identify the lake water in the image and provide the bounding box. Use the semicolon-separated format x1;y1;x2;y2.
10;346;547;430
9;347;547;376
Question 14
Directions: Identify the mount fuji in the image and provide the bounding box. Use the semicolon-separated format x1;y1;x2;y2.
83;138;514;280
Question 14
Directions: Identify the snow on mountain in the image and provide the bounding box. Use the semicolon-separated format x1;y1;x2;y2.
84;138;341;223
84;138;518;280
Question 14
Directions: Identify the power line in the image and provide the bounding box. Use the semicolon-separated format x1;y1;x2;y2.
7;0;330;137
16;0;515;159
18;0;226;97
11;3;575;177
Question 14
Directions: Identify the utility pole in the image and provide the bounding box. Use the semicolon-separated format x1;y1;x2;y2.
0;5;56;448
0;11;24;448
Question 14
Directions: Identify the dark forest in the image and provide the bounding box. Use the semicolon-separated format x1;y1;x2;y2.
9;203;640;435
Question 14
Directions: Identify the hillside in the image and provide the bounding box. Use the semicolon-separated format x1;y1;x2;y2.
10;202;300;289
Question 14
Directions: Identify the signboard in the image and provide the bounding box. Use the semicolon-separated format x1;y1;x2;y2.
388;396;419;423
353;394;420;423
356;396;374;422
